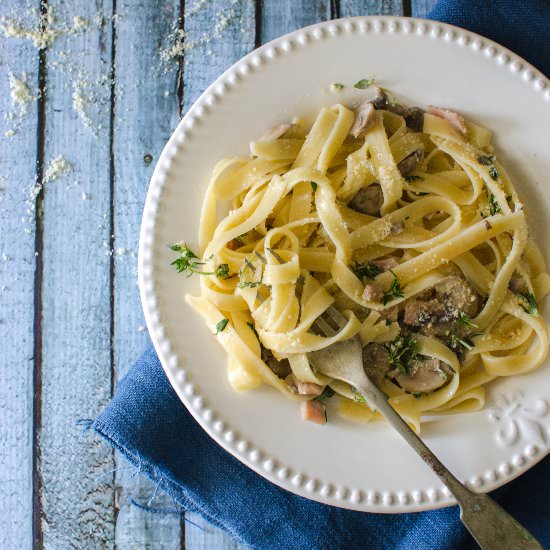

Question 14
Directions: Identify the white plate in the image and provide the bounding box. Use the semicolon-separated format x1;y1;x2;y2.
139;17;550;513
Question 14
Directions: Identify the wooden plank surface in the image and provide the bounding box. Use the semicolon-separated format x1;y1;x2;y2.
0;2;39;547
339;0;403;16
112;0;185;547
39;1;116;546
180;1;256;547
0;1;445;548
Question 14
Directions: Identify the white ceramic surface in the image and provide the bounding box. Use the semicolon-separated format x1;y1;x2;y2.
138;17;550;513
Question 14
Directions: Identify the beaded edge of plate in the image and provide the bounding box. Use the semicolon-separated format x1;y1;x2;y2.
139;16;550;512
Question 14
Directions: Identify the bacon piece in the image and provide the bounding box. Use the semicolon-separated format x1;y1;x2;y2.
286;375;324;396
427;106;468;135
301;400;327;424
372;257;399;272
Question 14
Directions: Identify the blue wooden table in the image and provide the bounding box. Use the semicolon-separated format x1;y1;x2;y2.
1;1;436;547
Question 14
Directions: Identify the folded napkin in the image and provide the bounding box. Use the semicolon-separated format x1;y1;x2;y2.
94;1;550;548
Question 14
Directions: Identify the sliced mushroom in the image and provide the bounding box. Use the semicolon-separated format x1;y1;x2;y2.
372;256;399;272
404;107;425;132
397;149;423;176
434;275;480;319
509;276;527;294
362;342;390;388
350;101;376;138
261;346;292;378
348;184;383;216
258;123;292;141
391;358;451;393
427;106;468;135
363;283;383;303
370;87;425;130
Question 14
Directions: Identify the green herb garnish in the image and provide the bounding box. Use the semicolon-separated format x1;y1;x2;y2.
519;292;538;316
244;258;256;272
352;388;367;403
477;155;494;166
237;280;262;289
266;247;284;264
489;166;499;180
332;83;344;90
352;262;381;281
382;271;404;305
247;321;259;339
170;242;230;279
385;334;419;375
354;78;374;89
215;318;229;334
456;311;478;329
488;193;502;215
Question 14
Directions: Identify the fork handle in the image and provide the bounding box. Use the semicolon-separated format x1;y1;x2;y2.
356;384;542;550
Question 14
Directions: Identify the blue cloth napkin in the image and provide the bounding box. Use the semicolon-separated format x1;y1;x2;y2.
94;1;550;548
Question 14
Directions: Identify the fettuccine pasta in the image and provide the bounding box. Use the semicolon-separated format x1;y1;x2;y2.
171;86;550;431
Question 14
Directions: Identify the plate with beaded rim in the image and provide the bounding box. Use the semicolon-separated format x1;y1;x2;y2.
138;17;550;512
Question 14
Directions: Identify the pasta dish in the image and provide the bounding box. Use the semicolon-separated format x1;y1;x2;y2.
172;86;550;431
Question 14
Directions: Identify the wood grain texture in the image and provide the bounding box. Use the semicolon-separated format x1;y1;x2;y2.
339;0;403;16
180;1;254;546
260;0;331;43
112;0;185;547
0;2;39;547
411;0;437;17
39;1;115;546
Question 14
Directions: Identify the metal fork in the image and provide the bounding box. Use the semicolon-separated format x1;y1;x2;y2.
308;306;542;550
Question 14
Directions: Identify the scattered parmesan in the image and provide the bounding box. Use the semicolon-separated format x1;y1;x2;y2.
160;0;241;66
9;73;34;114
44;155;72;183
1;5;93;49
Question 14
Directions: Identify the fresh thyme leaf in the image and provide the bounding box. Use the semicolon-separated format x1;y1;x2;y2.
404;175;424;182
456;311;478;328
315;386;336;402
487;193;502;216
489;166;499;180
382;271;404;305
254;251;267;264
519;292;539;316
352;262;381;280
332;82;344;90
215;318;229;334
385;334;419;375
237;280;262;289
246;321;259;339
266;247;284;263
352;388;367;403
215;263;230;279
244;258;256;272
477;155;494;166
354;78;374;89
169;242;228;279
311;181;318;192
412;392;422;400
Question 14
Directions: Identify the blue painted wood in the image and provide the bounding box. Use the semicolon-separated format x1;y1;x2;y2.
0;2;39;547
411;0;437;17
39;1;115;546
260;0;331;43
180;1;255;547
339;0;403;16
112;0;185;546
